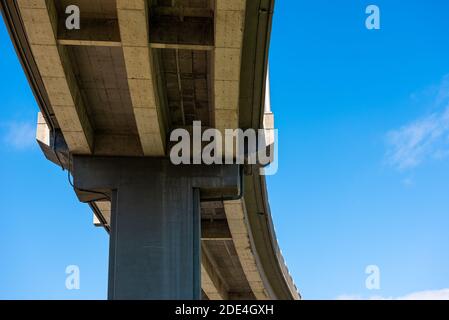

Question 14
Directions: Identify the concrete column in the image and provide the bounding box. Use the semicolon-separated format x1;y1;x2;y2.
108;181;200;299
72;157;240;300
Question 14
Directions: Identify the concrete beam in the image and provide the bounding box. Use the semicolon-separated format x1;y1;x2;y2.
94;134;143;156
17;0;93;154
57;18;121;47
201;220;232;240
224;198;272;300
149;18;213;48
150;43;213;51
72;157;240;200
213;0;246;133
201;244;229;300
56;18;214;51
153;7;213;18
58;39;213;51
116;0;166;156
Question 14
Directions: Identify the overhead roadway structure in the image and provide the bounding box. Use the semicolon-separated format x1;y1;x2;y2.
1;0;300;300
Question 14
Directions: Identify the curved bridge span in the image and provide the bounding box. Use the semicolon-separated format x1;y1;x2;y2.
1;0;299;300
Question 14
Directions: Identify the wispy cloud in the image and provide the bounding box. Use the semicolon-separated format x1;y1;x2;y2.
336;288;449;300
386;75;449;170
397;289;449;300
2;121;36;150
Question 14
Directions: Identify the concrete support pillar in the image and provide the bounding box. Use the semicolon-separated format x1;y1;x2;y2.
72;157;240;300
108;181;201;299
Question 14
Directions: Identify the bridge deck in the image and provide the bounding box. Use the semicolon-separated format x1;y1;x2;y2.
1;0;299;300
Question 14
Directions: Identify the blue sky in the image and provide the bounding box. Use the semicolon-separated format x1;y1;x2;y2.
1;0;449;300
0;15;108;299
268;0;449;299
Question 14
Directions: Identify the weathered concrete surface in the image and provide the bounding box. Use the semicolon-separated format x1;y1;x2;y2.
201;243;228;300
117;0;166;156
213;0;246;134
224;199;271;299
17;0;93;154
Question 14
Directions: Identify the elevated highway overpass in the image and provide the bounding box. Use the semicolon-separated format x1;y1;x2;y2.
1;0;300;300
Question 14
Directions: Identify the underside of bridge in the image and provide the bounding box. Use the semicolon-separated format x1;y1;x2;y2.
1;0;300;300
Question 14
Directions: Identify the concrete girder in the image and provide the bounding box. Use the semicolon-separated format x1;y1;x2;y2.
213;0;246;135
57;18;214;51
224;198;272;300
201;243;229;300
116;0;166;156
17;0;93;154
201;220;232;241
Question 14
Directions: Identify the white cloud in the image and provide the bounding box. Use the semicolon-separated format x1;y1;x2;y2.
398;289;449;300
336;288;449;300
2;121;36;150
386;75;449;170
336;294;363;300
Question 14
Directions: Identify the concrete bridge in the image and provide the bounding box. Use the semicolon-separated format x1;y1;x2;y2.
1;0;300;300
